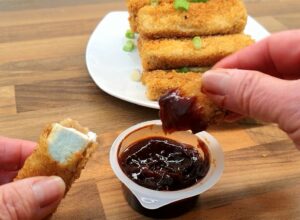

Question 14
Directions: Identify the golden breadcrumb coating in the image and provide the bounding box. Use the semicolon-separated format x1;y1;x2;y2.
138;34;254;71
137;0;247;38
142;70;226;125
126;0;173;32
15;118;98;194
127;0;150;32
142;70;200;100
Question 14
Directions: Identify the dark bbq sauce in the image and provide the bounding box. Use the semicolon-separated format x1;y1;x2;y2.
119;136;210;191
159;89;208;134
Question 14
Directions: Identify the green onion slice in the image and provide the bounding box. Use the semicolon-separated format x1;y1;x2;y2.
131;69;141;82
174;0;190;11
192;36;202;50
177;67;190;73
125;29;135;39
174;0;208;11
123;40;135;52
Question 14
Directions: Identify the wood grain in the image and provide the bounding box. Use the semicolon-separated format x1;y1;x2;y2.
0;86;16;115
0;0;299;219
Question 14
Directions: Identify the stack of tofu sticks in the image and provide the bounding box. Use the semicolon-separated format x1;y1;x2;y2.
127;0;254;100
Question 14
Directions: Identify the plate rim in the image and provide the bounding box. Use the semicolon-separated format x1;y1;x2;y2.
85;11;159;109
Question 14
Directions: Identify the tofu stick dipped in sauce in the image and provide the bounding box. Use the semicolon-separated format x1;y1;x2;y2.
152;70;227;133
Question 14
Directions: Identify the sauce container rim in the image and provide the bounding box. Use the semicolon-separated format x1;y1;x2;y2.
109;120;224;210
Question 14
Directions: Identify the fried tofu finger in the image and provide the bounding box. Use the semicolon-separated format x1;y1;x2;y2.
15;118;98;194
142;70;226;133
138;34;254;71
138;0;247;38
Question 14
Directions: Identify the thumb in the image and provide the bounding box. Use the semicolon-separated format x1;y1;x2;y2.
202;69;300;148
0;176;65;220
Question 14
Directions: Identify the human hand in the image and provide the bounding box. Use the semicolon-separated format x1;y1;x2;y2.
0;136;65;220
202;30;300;149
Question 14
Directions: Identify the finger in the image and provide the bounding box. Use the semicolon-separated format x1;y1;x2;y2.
214;30;300;79
0;171;18;185
0;136;36;171
202;69;300;148
0;176;65;220
202;69;295;122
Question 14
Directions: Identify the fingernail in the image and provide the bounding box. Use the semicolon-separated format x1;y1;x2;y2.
32;176;65;208
202;70;231;95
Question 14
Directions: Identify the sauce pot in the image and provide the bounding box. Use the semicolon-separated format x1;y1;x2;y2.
109;120;224;213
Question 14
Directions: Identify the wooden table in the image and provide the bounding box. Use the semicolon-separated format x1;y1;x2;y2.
0;0;300;219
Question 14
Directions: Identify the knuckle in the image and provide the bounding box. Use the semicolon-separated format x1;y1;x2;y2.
290;131;300;150
233;71;261;116
0;185;34;220
277;82;300;133
280;112;300;146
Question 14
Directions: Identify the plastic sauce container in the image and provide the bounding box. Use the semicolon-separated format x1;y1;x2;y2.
110;120;224;217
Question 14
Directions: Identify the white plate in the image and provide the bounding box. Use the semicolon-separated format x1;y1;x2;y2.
86;11;270;109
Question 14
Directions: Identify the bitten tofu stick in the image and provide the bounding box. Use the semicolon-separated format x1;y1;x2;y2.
138;34;254;71
15;118;98;194
137;0;247;38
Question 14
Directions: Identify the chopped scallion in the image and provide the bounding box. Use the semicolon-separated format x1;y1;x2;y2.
123;40;135;52
125;29;135;39
192;36;202;50
174;0;190;11
131;69;142;82
177;67;190;73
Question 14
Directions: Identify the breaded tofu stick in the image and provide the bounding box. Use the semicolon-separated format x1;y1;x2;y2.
142;70;227;133
15;118;98;194
138;34;254;71
138;0;247;38
127;0;173;32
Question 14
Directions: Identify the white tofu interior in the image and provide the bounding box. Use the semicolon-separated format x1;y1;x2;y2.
48;123;96;163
